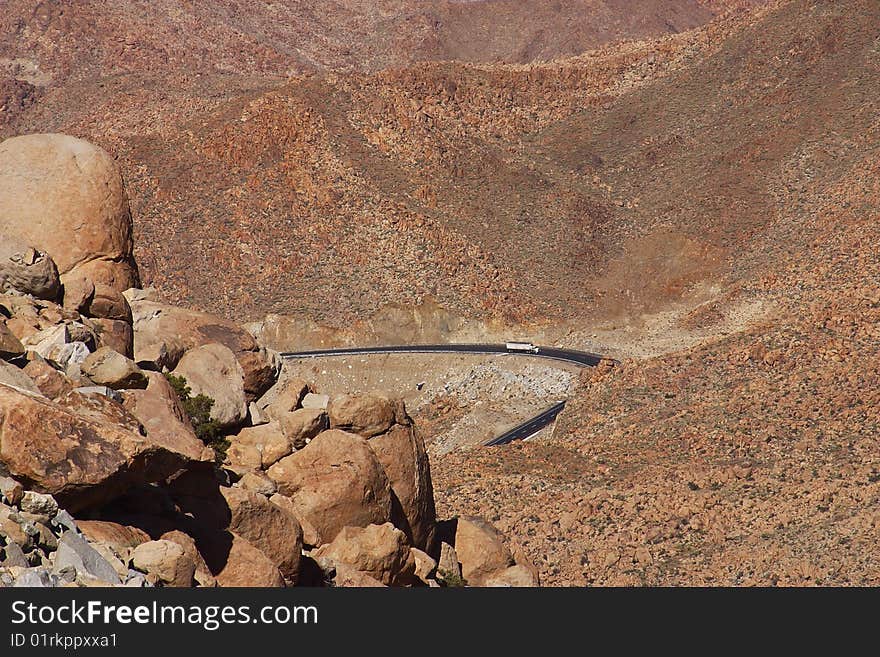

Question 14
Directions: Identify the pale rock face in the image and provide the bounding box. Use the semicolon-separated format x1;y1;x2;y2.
171;342;248;430
312;522;415;586
81;346;148;390
130;540;196;588
483;564;540;587
279;407;327;450
328;392;396;438
454;517;514;586
159;530;217;587
227;421;290;469
266;430;393;546
437;542;462;584
410;547;437;584
0;134;139;292
258;378;309;420
0;234;60;300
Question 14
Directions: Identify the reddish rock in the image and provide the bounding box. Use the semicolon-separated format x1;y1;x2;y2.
368;423;436;551
267;430;393;546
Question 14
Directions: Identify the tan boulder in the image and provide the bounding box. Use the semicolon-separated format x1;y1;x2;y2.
228;422;290;469
266;430;393;546
0;134;139;292
0;321;25;359
87;284;132;322
0;235;60;300
77;520;150;555
172;343;247;429
214;532;285;587
130;298;271;388
328;393;395;437
226;443;262;470
91;319;133;359
437;542;463;585
122;371;213;464
220;486;303;583
313;523;415;586
259;378;310;420
236;470;276;496
22;357;72;398
454;517;514;586
368;423;436;551
279;408;327;450
131;540;196;587
0;360;40;394
410;547;437;584
160;530;217;587
237;349;278;401
60;274;95;314
301;393;329;409
81;347;148;390
130;299;257;355
332;563;387;587
269;493;320;548
0;384;206;512
484;565;540;587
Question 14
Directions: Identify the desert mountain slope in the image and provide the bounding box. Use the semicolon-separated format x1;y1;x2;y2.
3;1;786;324
0;0;735;85
434;0;880;586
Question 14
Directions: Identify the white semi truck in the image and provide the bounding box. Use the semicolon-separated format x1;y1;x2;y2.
505;341;539;354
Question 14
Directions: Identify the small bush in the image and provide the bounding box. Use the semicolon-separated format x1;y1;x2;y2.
164;373;228;463
437;569;467;588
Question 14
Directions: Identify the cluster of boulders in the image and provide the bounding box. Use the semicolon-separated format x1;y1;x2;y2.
0;132;535;587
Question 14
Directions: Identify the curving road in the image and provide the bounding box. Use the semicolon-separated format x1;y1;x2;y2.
279;343;606;367
280;343;611;446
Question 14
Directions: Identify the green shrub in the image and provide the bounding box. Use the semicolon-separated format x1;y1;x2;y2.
164;373;228;463
437;569;467;588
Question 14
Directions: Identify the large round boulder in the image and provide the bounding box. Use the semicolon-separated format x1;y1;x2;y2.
266;429;393;546
171;343;247;430
0;134;139;292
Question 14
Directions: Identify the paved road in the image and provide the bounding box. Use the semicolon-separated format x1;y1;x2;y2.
279;343;606;367
280;342;611;446
484;401;567;446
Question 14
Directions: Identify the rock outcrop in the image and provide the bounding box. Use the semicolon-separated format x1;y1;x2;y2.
171;343;247;430
0;384;207;513
313;523;415;586
328;393;396;438
368;424;436;552
0;134;139;292
267;430;393;546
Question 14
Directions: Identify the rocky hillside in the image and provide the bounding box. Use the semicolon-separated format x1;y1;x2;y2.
1;0;767;324
430;0;880;586
0;0;736;83
0;134;532;587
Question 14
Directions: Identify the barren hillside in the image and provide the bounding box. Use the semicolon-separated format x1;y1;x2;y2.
4;2;760;324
